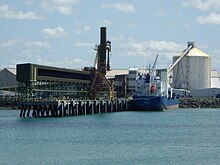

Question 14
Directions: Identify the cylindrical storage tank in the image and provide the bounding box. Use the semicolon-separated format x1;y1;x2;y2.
172;43;211;91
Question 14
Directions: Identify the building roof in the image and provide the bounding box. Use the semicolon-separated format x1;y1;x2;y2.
128;68;138;71
106;69;129;79
6;68;16;75
0;68;16;75
176;47;210;57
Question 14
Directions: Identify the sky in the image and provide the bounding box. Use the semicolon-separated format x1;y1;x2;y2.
0;0;220;72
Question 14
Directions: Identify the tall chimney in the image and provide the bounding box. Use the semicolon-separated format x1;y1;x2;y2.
99;27;107;74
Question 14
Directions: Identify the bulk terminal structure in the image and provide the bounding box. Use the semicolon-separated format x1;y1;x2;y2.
16;27;129;117
1;27;220;113
16;27;115;101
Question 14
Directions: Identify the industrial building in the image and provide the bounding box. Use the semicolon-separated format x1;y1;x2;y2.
15;27;115;101
0;68;17;97
169;42;220;98
16;63;92;100
128;68;138;93
1;66;220;99
0;68;17;88
190;69;220;98
172;42;211;91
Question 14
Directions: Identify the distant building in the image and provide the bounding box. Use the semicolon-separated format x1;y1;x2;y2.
127;68;138;94
211;70;220;88
190;70;220;98
106;69;129;97
156;69;168;82
1;65;220;98
106;68;167;97
190;88;220;98
0;68;17;88
0;68;18;96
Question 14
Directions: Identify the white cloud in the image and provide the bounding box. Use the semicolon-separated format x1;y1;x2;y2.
0;4;44;20
18;49;34;58
25;41;50;48
54;57;88;69
75;25;91;35
42;0;80;15
74;42;94;48
0;39;18;48
25;0;33;5
83;26;90;32
183;0;220;25
183;0;220;12
197;12;220;24
117;38;182;55
156;11;167;17
111;36;185;68
97;19;112;27
41;26;67;38
104;19;112;26
101;3;136;13
183;23;191;27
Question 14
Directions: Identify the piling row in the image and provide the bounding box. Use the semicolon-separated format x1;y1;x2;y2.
18;99;128;117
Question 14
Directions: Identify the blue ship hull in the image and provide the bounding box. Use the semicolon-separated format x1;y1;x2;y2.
129;96;179;111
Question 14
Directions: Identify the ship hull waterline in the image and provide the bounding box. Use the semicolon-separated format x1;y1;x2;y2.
129;96;179;111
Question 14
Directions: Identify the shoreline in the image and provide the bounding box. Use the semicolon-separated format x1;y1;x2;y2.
0;107;18;110
1;98;220;110
179;98;220;108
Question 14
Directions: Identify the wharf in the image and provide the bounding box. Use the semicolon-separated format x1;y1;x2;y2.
17;99;128;117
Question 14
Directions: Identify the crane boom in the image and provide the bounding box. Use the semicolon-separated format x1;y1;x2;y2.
152;55;158;71
151;54;158;76
168;44;193;73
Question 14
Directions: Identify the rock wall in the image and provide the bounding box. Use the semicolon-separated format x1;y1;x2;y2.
179;98;220;108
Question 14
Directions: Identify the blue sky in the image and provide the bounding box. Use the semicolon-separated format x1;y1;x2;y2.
0;0;220;72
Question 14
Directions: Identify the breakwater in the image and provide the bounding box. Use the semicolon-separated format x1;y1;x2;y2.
17;99;128;117
179;98;220;108
2;97;220;112
0;98;18;110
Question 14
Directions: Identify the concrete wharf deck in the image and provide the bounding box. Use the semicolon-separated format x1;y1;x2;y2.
17;99;128;117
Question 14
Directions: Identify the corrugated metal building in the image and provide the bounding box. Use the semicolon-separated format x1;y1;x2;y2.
0;68;17;89
0;68;17;96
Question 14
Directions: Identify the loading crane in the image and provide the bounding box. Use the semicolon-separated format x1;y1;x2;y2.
168;43;194;74
167;42;194;94
90;27;115;100
150;54;158;76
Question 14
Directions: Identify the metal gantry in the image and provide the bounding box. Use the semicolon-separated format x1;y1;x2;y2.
17;80;90;101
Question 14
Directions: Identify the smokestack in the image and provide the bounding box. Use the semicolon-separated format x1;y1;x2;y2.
100;27;107;74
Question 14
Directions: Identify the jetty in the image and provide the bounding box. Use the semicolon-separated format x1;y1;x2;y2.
17;99;128;118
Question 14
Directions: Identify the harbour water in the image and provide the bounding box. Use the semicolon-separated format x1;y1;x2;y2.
0;109;219;165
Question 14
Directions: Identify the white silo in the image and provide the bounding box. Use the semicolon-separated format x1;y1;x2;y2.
172;42;211;91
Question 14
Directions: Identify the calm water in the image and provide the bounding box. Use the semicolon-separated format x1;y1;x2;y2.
0;109;219;165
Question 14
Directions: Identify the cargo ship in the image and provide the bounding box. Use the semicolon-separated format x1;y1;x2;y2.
129;56;179;111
